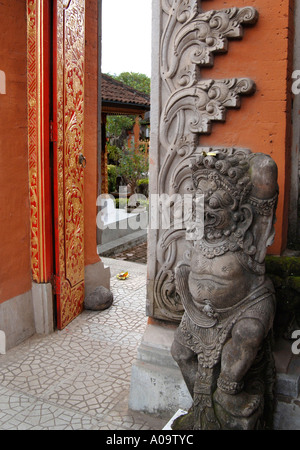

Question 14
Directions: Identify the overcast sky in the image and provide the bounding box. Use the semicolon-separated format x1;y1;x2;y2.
101;0;152;77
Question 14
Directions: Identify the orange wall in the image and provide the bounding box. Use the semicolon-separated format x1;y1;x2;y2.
0;0;102;304
0;0;32;303
201;0;293;255
84;0;101;266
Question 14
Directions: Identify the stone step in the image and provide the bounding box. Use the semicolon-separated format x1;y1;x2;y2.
274;338;300;398
97;229;147;257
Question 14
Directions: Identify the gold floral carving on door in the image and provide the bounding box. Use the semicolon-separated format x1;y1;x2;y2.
53;0;86;329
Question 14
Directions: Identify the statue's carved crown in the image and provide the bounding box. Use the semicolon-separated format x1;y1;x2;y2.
190;149;253;207
190;149;278;215
187;149;278;262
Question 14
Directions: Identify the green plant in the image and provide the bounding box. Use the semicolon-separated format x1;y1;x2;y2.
105;72;150;148
107;144;121;164
106;115;135;139
137;178;149;196
115;198;128;209
137;178;149;186
116;145;149;194
111;72;150;95
107;165;117;193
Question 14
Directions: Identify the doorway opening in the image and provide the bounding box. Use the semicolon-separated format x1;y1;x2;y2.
98;0;152;269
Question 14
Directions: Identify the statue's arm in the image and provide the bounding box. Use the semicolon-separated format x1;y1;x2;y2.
175;263;193;304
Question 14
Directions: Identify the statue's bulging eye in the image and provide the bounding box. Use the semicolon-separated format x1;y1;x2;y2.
208;196;220;209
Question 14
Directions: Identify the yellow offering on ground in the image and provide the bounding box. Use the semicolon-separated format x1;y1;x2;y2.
116;271;129;280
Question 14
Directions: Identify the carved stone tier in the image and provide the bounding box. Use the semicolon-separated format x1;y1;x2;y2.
147;1;259;323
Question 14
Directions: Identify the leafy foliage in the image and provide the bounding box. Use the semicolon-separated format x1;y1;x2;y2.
105;73;150;194
107;143;122;164
105;72;150;143
107;164;117;192
112;72;150;95
116;145;149;194
106;115;135;140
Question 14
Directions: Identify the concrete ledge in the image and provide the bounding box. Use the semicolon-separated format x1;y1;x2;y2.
0;290;35;351
274;399;300;430
276;372;300;398
129;359;192;419
100;210;148;245
97;229;147;257
274;338;300;399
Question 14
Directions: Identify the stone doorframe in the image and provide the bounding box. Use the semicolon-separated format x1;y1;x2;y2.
27;0;54;334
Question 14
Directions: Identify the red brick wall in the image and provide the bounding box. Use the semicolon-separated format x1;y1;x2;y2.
0;0;31;303
0;0;102;303
201;0;294;255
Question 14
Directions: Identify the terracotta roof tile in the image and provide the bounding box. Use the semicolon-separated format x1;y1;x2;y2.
101;73;150;108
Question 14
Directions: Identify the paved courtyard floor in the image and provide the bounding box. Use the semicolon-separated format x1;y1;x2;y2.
1;250;299;430
0;258;166;430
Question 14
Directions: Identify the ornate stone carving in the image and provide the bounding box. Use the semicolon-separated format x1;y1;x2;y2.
149;0;280;429
161;2;258;91
171;149;278;430
149;1;259;322
159;78;255;192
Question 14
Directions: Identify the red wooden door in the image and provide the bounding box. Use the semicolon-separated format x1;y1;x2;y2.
52;0;86;329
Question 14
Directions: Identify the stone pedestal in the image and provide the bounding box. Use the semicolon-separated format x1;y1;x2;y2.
129;323;192;418
0;290;36;351
84;259;111;295
32;282;54;335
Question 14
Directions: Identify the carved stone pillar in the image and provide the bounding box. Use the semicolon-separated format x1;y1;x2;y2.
130;0;266;420
147;0;258;324
129;2;283;429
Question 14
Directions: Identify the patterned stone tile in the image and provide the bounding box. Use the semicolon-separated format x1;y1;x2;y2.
0;354;76;397
111;276;147;293
94;343;138;380
24;333;112;372
0;384;164;431
0;335;49;369
0;259;165;430
86;305;148;333
111;294;146;311
101;391;166;430
102;257;147;278
0;386;36;428
44;369;130;418
111;287;147;309
0;386;100;430
79;322;145;348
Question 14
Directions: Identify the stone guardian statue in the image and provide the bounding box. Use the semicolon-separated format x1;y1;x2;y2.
171;148;278;430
